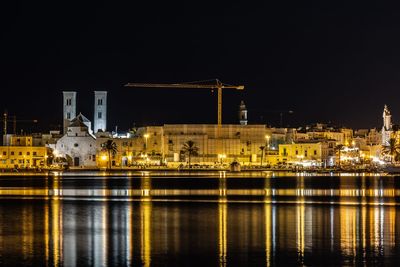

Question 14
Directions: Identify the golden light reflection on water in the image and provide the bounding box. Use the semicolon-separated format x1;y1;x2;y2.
141;175;152;267
2;175;400;265
218;173;227;267
4;187;400;201
264;178;272;267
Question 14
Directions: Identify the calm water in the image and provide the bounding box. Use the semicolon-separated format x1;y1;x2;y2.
1;172;400;266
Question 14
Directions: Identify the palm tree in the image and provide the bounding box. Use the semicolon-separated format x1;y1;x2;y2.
382;138;400;163
335;144;344;168
102;139;118;170
180;140;199;168
259;146;266;166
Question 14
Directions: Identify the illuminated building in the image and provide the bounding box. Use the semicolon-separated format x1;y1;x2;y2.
93;91;107;133
63;91;77;134
0;135;48;168
162;124;270;165
55;115;97;167
279;139;336;167
238;100;248;126
302;123;353;146
382;104;392;146
63;91;108;135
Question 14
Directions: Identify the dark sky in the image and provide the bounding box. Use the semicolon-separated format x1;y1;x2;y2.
1;1;400;132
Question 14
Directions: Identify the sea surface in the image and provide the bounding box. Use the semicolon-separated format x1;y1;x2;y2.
0;171;400;266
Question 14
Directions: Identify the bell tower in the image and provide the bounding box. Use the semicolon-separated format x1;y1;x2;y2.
239;100;248;125
94;91;107;133
63;91;77;134
382;104;392;146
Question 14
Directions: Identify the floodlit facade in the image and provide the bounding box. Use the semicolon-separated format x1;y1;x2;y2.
55;115;97;167
0;135;48;169
94;91;107;133
279;139;336;167
162;124;270;165
63;91;77;134
382;104;392;146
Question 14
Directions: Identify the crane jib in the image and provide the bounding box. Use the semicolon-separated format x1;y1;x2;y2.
124;80;245;126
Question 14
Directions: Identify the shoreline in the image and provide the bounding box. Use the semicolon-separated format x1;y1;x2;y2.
0;168;389;177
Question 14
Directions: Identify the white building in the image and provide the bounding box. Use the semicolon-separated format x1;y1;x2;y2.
382;105;392;146
63;91;77;134
94;91;107;133
55;115;97;167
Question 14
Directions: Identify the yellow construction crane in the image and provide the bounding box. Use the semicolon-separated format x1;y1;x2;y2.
124;79;244;126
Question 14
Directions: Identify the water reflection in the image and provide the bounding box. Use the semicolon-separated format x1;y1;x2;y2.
2;199;400;265
218;172;227;267
141;174;152;267
1;175;400;265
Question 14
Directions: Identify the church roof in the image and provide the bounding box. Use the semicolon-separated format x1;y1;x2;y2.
68;119;88;128
71;112;91;123
69;113;90;128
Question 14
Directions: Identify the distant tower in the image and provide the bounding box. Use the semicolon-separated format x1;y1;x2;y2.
382;104;392;146
63;91;77;134
239;100;248;125
94;91;107;133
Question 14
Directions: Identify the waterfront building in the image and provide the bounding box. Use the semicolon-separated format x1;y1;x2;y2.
33;131;63;148
54;115;97;167
96;126;164;168
278;139;336;167
305;125;353;145
0;135;48;169
353;128;382;159
162;124;269;165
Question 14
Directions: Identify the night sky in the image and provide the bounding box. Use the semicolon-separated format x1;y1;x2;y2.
1;1;400;132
